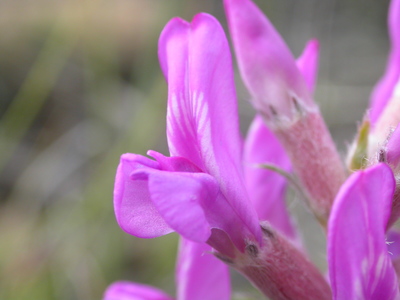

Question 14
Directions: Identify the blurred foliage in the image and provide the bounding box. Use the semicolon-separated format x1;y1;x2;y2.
0;0;391;299
0;0;189;299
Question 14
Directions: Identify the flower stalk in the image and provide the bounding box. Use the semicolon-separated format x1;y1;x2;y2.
272;109;346;225
216;223;331;300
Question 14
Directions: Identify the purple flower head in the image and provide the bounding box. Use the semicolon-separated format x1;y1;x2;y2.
328;163;399;299
114;13;261;256
113;11;331;300
104;238;230;300
110;1;400;298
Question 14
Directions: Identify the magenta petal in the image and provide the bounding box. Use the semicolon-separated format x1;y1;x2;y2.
176;239;231;300
115;151;251;247
159;13;261;245
369;0;400;125
387;123;400;171
158;17;189;84
114;154;173;238
296;39;319;94
148;171;219;243
159;13;243;173
328;163;399;300
103;281;174;300
244;115;297;241
224;0;313;118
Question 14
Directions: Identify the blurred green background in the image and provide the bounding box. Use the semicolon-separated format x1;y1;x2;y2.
0;0;392;299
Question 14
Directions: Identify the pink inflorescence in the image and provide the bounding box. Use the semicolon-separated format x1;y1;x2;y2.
105;0;400;299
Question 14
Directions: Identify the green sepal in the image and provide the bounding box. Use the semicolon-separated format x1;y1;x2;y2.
348;119;370;171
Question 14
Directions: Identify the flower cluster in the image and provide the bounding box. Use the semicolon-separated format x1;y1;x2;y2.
104;0;400;299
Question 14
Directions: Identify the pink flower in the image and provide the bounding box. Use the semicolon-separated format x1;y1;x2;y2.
328;163;400;299
110;0;400;299
113;12;330;299
114;14;261;254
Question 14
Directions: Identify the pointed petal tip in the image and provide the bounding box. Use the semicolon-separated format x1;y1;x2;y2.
160;17;190;37
296;39;320;93
305;39;320;56
158;16;190;80
191;12;216;24
308;38;319;48
224;0;313;119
